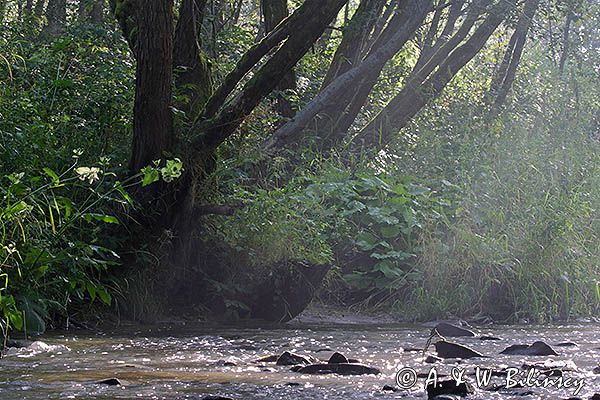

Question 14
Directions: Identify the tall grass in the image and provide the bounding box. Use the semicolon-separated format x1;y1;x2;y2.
391;67;600;321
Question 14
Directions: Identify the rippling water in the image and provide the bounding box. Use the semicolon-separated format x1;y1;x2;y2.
1;321;598;399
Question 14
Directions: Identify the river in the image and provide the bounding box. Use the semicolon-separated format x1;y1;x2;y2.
0;321;598;399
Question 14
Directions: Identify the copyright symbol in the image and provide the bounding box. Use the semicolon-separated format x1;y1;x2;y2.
395;367;418;390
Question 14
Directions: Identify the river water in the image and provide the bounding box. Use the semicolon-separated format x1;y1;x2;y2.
0;321;598;399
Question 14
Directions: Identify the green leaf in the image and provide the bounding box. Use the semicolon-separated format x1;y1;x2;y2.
380;226;401;239
42;167;60;185
374;261;406;279
371;250;413;260
83;213;119;224
9;311;23;331
141;167;160;187
367;207;400;225
86;282;97;302
342;200;366;216
97;288;112;305
52;79;75;89
355;232;378;251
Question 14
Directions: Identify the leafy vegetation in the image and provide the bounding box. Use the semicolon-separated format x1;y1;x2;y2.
2;0;600;346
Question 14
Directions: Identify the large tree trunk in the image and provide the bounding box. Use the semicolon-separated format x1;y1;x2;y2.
414;0;464;72
201;0;314;120
489;0;540;107
173;0;213;118
0;0;6;24
41;0;66;36
79;0;104;24
559;10;573;75
321;0;386;90
129;0;174;173
262;0;296;117
329;0;469;146
263;0;433;151
356;0;516;149
195;0;348;150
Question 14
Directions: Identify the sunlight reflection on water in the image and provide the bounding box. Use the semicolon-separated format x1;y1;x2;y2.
0;323;599;399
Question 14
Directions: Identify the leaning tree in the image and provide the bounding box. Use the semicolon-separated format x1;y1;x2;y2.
110;0;535;320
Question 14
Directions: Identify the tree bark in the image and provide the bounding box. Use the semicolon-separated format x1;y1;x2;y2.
414;0;464;72
129;0;174;173
201;0;313;120
0;0;6;24
321;0;386;90
264;0;433;150
173;0;213;118
79;0;104;24
332;0;469;147
356;0;516;149
559;10;573;75
90;0;103;23
41;0;66;36
195;0;348;150
109;0;138;56
365;0;395;50
489;0;540;107
33;0;46;18
262;0;296;117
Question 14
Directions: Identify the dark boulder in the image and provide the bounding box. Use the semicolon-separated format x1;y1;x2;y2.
426;379;474;399
434;341;485;359
295;363;381;375
276;351;311;366
500;341;558;356
96;378;122;386
425;355;442;364
435;322;475;337
555;342;578;347
382;385;400;392
328;352;348;364
480;336;501;341
247;262;331;322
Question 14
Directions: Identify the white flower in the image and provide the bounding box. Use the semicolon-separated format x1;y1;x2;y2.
76;167;102;184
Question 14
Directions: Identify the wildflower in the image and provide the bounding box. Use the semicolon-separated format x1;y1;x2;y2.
76;167;102;184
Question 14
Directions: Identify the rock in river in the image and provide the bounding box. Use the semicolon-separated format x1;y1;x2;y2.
382;385;400;392
276;351;311;366
480;336;501;341
426;379;474;399
500;341;558;356
96;378;122;386
434;340;485;359
555;342;578;347
435;322;475;337
328;352;348;364
295;363;381;375
425;355;442;364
